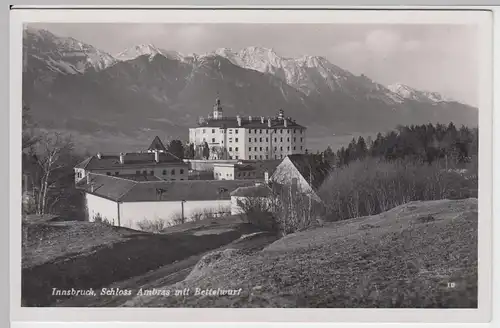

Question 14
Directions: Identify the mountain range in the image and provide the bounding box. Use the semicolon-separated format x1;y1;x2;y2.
22;27;478;153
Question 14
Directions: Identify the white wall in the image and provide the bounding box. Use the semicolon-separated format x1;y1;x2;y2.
120;200;232;229
86;193;119;225
213;165;236;180
86;192;233;230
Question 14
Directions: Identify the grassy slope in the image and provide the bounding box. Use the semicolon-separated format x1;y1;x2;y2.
22;217;266;307
125;198;478;308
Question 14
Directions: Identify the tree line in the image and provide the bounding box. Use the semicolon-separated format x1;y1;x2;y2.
320;122;478;168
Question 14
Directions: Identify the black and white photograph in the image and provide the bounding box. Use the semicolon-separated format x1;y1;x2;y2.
11;7;493;321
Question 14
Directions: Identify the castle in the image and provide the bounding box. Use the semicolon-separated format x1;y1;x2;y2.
188;97;307;160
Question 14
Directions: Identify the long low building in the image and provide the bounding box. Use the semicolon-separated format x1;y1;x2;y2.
77;173;260;230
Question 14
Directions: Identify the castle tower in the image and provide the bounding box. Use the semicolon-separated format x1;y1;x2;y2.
213;97;223;120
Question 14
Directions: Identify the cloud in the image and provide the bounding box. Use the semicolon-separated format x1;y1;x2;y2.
364;29;401;56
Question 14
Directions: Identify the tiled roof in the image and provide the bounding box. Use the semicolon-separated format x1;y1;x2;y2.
115;174;163;182
195;117;306;129
147;136;168;152
286;154;333;190
76;174;137;202
78;174;260;202
230;184;272;198
74;152;184;170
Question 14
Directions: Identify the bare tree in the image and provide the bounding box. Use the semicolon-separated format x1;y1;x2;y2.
32;132;74;216
22;105;39;151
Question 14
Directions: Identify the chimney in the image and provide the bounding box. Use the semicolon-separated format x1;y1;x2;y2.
267;118;272;128
90;183;94;193
248;116;252;122
237;115;242;127
119;153;125;164
154;150;160;163
284;119;288;128
97;152;102;159
260;116;264;124
264;171;269;183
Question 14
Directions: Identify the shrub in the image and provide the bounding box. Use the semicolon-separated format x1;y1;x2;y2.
318;157;478;222
136;218;167;233
237;197;279;234
93;213;113;226
237;187;324;236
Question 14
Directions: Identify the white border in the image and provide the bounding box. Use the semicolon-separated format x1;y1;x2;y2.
9;7;494;324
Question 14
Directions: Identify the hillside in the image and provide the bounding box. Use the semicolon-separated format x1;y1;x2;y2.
22;27;478;153
124;198;478;308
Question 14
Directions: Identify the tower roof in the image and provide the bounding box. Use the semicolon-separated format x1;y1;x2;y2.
147;136;168;152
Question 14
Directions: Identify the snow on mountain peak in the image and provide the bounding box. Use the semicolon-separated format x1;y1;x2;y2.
388;83;451;103
24;26;118;73
115;44;185;62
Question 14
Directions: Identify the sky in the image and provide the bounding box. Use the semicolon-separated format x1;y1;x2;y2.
32;23;478;106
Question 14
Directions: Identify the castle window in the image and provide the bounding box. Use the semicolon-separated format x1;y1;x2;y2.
287;138;290;142
180;169;184;174
171;169;175;175
254;138;257;142
274;147;277;151
280;155;283;159
254;147;257;151
266;155;269;159
229;147;233;151
274;129;277;133
274;138;277;142
235;129;239;134
212;129;215;133
260;147;262;151
163;170;167;175
249;129;252;134
260;155;263;159
229;138;233;142
260;138;262;142
287;146;290;151
280;147;283;151
249;138;252;142
235;147;239;151
280;137;283;142
266;138;268;142
235;138;239;142
266;130;269;134
229;129;233;134
301;138;303;142
260;129;262;134
249;155;252;159
294;137;296;142
294;129;297;133
235;156;239;159
249;147;251;151
212;138;215;143
266;147;269;151
150;170;154;175
293;146;296;150
280;129;283;134
287;130;290;134
143;170;147;175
